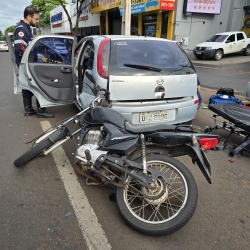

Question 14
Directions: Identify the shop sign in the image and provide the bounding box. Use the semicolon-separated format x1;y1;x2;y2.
91;0;160;14
79;15;89;22
90;0;121;13
119;3;145;16
51;12;63;23
52;23;63;28
160;0;175;10
185;0;222;14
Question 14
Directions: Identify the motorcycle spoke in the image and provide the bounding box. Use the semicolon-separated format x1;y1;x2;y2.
122;160;189;224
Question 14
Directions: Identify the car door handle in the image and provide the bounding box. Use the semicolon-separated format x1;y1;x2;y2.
61;67;72;73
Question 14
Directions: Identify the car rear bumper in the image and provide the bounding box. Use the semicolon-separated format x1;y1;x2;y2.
111;98;198;126
193;49;216;58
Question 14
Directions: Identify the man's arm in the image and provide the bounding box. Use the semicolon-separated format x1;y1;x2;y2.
14;26;28;57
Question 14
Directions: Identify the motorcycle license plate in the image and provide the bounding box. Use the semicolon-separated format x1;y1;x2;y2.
139;110;168;123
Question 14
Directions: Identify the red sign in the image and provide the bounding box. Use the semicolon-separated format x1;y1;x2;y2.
160;0;175;10
79;15;89;22
52;23;62;28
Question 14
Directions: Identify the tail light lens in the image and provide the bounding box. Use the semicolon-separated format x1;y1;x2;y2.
199;138;219;150
194;99;199;105
97;38;110;79
4;44;7;46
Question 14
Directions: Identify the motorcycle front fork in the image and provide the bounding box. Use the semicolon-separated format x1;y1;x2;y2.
140;134;147;174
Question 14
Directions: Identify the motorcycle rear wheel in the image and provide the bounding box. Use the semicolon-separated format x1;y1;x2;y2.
14;139;53;167
116;154;198;236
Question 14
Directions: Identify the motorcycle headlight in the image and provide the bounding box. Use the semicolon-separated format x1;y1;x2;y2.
205;47;212;50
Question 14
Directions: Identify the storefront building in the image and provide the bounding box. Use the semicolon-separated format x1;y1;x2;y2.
173;0;250;54
90;0;176;39
50;2;100;39
50;5;71;35
70;0;100;40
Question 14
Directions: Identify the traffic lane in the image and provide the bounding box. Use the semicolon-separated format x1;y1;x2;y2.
194;62;250;95
1;51;249;249
0;108;89;249
189;52;250;66
0;53;88;249
62;93;250;249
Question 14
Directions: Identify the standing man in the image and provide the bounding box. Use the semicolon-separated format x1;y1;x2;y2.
14;6;54;118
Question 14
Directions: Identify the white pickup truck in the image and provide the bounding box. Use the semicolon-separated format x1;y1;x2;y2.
193;31;250;60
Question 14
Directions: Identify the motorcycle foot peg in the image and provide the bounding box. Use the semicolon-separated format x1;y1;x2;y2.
85;149;91;161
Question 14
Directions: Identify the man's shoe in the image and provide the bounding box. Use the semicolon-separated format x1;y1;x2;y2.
37;108;55;118
24;107;37;116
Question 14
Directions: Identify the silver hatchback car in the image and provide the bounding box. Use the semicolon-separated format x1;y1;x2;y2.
6;33;199;125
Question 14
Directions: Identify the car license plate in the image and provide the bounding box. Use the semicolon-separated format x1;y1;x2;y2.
196;51;201;54
139;110;168;123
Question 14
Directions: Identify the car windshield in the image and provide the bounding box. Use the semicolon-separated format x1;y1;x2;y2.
110;39;194;76
207;35;228;42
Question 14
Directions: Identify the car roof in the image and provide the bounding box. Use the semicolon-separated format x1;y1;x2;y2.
88;35;174;43
215;31;243;36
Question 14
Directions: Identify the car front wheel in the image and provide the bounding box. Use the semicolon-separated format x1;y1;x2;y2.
245;45;250;56
214;50;223;60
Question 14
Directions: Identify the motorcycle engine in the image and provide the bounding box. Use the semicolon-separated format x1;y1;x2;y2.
76;130;107;165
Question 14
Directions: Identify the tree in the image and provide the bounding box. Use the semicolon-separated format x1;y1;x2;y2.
58;0;88;37
5;26;16;32
31;0;67;27
0;30;4;41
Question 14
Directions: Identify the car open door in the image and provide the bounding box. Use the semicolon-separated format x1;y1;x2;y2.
5;31;21;94
9;34;76;108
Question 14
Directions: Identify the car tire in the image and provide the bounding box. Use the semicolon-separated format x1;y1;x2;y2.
213;50;223;61
245;45;250;56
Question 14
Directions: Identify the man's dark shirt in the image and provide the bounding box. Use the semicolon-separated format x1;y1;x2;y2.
14;20;33;67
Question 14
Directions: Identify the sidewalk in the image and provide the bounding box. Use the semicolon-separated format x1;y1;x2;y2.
187;52;250;66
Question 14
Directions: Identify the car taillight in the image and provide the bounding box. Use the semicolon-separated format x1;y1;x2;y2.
97;38;110;79
4;44;7;46
199;138;219;150
194;99;199;104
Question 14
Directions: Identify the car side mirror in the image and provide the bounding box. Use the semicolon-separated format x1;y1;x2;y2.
225;40;230;43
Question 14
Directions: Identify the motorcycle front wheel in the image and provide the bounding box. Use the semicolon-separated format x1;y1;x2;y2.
116;154;198;236
14;139;53;167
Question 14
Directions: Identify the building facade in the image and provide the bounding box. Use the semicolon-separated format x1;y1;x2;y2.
174;0;250;54
90;0;175;39
49;0;250;54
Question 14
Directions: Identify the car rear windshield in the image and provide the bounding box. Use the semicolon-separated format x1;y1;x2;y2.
109;39;194;76
54;43;66;47
0;41;6;44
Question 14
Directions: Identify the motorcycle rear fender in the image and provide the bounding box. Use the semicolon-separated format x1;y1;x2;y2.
129;132;220;184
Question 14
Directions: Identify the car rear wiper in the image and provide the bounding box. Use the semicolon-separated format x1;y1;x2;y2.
123;63;162;72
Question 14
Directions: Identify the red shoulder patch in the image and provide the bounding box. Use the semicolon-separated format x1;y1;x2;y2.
18;31;24;38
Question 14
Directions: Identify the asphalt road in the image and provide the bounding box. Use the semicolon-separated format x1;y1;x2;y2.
0;51;250;250
189;52;250;95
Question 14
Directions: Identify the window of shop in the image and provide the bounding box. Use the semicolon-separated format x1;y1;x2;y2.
131;15;139;35
142;13;157;37
246;0;250;5
161;12;169;39
100;14;106;35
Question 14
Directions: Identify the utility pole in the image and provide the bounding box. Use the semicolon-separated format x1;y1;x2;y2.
121;0;131;35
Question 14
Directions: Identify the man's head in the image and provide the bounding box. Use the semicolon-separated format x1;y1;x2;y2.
23;6;39;27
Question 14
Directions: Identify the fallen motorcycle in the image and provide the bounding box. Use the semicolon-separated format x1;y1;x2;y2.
14;80;220;236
